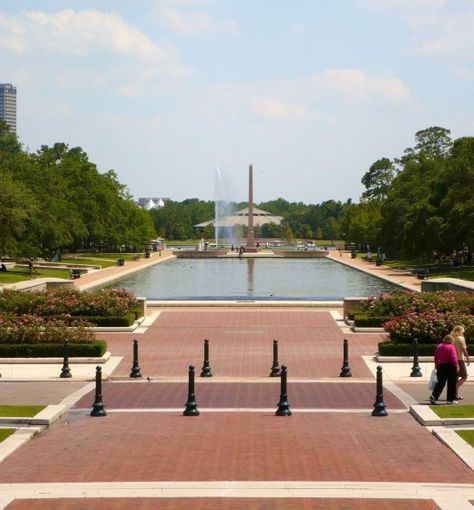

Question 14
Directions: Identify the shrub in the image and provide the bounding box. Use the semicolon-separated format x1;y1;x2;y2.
0;341;107;357
378;342;437;356
383;310;474;344
353;314;391;327
0;314;95;344
0;288;141;318
40;312;136;327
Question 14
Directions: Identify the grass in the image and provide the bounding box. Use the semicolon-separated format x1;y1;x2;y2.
456;430;474;447
0;267;70;284
61;257;114;268
430;404;474;419
0;405;45;417
0;429;15;442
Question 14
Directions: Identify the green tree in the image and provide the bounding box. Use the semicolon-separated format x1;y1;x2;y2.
361;158;395;201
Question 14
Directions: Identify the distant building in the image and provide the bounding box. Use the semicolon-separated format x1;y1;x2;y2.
194;207;283;228
137;197;169;210
0;84;17;133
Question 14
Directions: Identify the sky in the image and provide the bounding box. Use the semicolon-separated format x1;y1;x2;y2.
1;0;473;204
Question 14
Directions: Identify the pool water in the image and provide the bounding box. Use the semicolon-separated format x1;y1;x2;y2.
104;258;399;300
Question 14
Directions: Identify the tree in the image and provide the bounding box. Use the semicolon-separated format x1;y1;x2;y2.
361;158;395;201
0;120;21;153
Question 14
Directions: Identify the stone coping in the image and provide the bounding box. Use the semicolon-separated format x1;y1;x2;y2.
147;300;343;308
0;404;67;426
0;352;111;364
411;404;474;427
432;427;474;472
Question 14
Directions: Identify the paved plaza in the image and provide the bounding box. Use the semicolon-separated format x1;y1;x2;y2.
0;253;473;509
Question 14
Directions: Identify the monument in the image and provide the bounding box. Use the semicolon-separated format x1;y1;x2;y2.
246;164;258;252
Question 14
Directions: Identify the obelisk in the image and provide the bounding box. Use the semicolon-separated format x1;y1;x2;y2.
246;164;258;252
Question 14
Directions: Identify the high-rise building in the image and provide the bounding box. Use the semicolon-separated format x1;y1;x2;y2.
0;83;17;133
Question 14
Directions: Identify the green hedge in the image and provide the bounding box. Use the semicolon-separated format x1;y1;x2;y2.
44;312;136;327
353;314;391;327
0;341;107;358
378;342;436;356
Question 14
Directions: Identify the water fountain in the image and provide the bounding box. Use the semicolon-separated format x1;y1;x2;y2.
214;167;237;247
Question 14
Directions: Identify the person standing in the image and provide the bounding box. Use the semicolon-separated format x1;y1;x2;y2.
451;325;470;400
430;334;459;404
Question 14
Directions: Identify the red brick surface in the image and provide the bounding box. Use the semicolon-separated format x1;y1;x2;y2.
102;310;383;379
74;381;405;409
0;413;471;484
5;498;441;510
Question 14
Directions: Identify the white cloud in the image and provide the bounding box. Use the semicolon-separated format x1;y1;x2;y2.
252;97;313;120
311;69;411;103
357;0;447;11
406;12;474;58
0;8;192;76
154;6;238;36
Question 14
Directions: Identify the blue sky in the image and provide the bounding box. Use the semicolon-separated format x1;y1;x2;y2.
1;0;473;203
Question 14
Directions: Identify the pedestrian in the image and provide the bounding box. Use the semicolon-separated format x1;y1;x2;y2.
430;334;459;404
451;325;470;400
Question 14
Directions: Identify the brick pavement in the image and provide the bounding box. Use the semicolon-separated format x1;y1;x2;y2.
73;381;406;409
5;498;441;509
0;413;472;484
100;310;383;379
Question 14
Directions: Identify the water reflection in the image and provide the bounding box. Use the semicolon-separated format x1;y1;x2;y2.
246;258;255;294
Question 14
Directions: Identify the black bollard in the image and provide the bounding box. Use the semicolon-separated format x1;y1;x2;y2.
60;339;72;378
371;365;388;417
339;339;352;377
269;339;281;377
200;339;213;377
410;338;422;377
275;365;292;416
90;366;107;417
129;339;142;378
183;365;200;416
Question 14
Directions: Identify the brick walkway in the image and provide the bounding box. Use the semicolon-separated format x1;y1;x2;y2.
100;310;382;379
2;308;473;509
0;413;472;484
5;498;441;510
73;381;406;409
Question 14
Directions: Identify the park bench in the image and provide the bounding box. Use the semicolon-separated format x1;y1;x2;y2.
69;268;82;279
415;268;429;280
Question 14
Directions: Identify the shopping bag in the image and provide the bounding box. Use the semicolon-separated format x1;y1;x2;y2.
428;368;438;390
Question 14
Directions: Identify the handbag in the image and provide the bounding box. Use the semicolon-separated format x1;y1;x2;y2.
428;368;438;390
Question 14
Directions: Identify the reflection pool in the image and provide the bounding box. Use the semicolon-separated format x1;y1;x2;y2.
103;258;399;300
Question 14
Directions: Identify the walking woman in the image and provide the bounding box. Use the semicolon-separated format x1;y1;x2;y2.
451;325;470;400
430;335;459;404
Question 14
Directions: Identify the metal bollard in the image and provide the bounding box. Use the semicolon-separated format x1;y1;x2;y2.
90;366;107;417
60;339;72;378
183;365;200;416
371;365;388;417
410;338;422;377
275;365;292;416
200;339;213;377
129;339;142;378
269;339;281;377
339;339;352;377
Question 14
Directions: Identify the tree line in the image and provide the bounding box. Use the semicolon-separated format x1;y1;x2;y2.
152;126;473;260
0;121;155;258
344;126;473;258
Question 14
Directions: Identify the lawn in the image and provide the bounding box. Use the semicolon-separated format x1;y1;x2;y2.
0;267;70;284
0;429;15;442
377;259;474;282
0;405;45;417
456;430;474;447
430;404;474;419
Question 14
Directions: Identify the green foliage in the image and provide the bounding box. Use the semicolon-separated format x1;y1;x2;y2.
353;314;391;327
0;341;107;357
0;138;155;258
378;342;436;356
361;158;395;201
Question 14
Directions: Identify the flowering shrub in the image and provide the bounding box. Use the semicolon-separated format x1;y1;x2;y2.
0;314;95;344
360;291;473;317
383;310;474;344
0;288;140;318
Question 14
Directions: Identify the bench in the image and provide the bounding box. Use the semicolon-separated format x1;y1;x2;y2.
69;269;81;279
415;268;429;280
